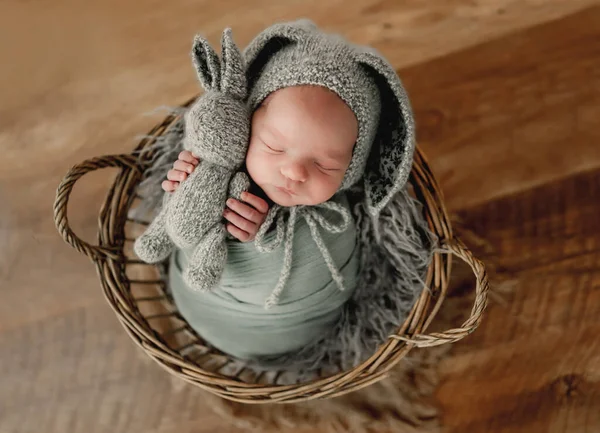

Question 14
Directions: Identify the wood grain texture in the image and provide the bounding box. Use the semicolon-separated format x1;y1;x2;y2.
408;8;600;432
436;168;600;433
1;1;599;432
402;6;600;210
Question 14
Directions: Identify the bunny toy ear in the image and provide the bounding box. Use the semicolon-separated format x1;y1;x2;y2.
191;34;221;91
220;28;247;99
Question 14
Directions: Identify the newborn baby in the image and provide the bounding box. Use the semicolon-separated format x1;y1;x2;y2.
134;18;421;370
163;85;359;241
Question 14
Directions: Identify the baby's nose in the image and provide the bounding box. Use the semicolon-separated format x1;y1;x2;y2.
281;163;308;182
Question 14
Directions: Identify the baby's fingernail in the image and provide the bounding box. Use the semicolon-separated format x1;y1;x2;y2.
226;199;234;206
241;192;247;200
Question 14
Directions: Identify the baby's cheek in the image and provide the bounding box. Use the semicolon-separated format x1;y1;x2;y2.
310;174;342;204
246;150;270;184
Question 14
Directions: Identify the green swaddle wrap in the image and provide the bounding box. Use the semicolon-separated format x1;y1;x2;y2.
169;193;359;359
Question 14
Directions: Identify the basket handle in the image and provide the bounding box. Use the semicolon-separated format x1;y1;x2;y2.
53;154;140;261
392;238;490;347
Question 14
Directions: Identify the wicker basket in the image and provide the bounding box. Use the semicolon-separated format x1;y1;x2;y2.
53;97;489;404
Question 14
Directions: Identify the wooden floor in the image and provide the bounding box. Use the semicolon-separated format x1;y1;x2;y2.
1;1;599;432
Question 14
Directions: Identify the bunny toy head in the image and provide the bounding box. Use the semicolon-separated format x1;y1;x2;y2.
184;29;250;169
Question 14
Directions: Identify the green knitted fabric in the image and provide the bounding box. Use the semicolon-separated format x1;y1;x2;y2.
168;193;359;360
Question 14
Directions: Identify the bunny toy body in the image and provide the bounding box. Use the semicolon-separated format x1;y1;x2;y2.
134;29;251;292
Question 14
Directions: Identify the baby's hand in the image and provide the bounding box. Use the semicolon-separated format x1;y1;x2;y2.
162;151;200;192
223;192;269;242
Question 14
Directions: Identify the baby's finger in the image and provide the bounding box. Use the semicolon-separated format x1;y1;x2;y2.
226;199;263;224
167;169;187;182
240;192;269;215
162;180;178;192
178;151;199;165
174;160;195;174
226;223;251;242
223;208;256;233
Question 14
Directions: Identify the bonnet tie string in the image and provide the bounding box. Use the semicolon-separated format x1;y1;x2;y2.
254;201;351;309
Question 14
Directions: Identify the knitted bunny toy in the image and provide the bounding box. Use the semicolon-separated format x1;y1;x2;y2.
134;28;251;291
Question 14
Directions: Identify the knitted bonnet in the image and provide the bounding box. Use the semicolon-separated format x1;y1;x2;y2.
244;19;416;216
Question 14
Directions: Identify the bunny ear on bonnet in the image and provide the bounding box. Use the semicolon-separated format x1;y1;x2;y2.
191;34;221;91
353;46;416;217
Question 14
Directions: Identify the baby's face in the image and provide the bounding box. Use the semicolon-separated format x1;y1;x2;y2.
246;85;358;207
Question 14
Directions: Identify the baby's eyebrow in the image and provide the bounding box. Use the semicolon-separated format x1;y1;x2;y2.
263;124;285;143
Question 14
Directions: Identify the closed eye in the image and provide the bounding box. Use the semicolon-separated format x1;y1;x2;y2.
316;162;341;172
264;142;284;153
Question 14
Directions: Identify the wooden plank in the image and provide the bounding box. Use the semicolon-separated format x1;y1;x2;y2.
403;6;600;210
434;167;600;433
